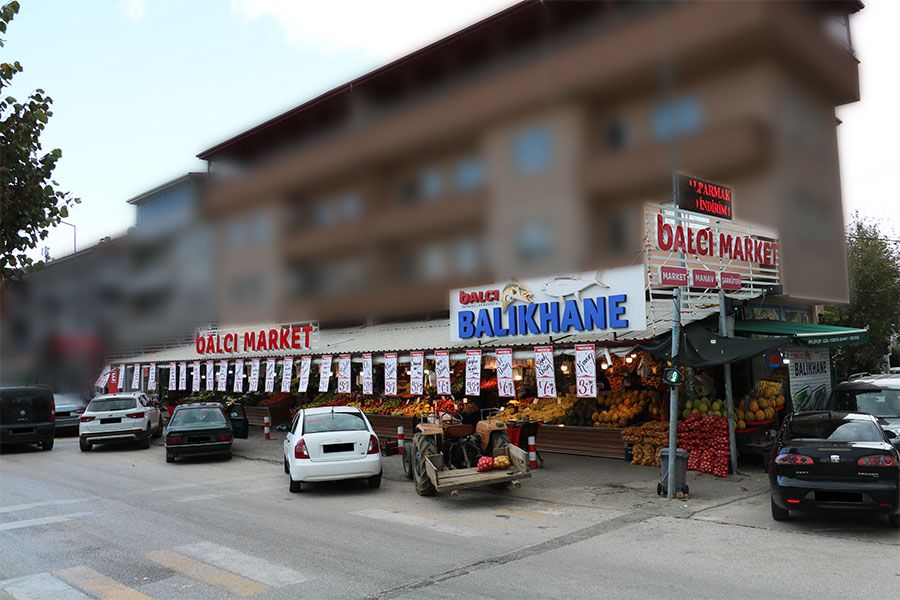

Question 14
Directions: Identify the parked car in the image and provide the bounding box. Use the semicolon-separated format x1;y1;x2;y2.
53;392;90;431
79;392;162;451
0;386;55;451
165;402;245;463
768;411;900;528
283;406;382;493
828;375;900;446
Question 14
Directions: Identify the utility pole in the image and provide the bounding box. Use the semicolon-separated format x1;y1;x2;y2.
719;290;738;475
666;287;681;499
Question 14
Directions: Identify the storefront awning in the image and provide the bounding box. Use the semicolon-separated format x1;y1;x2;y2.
642;322;789;368
732;320;869;347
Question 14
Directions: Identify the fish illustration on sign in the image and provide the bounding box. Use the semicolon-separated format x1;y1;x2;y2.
501;278;533;310
540;272;608;302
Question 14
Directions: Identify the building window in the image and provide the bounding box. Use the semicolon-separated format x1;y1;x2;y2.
226;219;245;249
314;201;336;227
420;170;443;202
513;126;552;175
455;237;482;275
603;117;630;152
340;192;361;219
422;244;446;280
454;157;485;191
250;212;271;243
516;220;554;263
652;97;702;141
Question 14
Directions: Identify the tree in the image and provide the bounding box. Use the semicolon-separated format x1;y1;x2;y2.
0;1;79;285
821;214;900;379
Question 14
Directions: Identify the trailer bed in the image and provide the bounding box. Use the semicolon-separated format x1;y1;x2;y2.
424;444;531;493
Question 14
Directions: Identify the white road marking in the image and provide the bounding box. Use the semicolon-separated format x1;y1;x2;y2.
353;508;480;537
0;573;92;600
0;498;92;514
178;485;282;503
0;512;93;532
175;541;310;586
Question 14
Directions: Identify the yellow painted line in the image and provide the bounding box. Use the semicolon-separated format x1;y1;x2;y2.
55;566;153;600
146;550;269;597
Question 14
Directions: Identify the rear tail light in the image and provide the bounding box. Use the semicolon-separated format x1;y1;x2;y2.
80;416;95;423
216;433;233;442
367;434;380;455
294;438;309;459
857;455;898;467
775;453;814;465
786;499;801;504
126;412;145;419
50;399;56;423
166;435;182;446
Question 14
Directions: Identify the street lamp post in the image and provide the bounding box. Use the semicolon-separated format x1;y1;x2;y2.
59;220;76;254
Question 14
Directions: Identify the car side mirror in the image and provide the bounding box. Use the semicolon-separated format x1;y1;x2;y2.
885;430;897;440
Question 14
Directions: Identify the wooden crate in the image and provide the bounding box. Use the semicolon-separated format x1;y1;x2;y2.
366;414;417;439
536;425;625;459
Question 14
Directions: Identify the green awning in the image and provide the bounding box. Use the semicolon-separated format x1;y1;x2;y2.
733;320;869;347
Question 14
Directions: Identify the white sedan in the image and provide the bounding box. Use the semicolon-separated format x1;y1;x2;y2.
79;392;162;451
283;406;382;492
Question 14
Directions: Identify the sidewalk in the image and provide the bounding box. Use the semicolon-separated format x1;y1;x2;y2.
229;426;769;518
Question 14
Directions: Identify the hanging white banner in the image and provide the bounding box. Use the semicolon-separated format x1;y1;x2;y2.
409;352;424;396
338;355;351;393
384;353;398;396
168;362;177;389
318;355;332;393
298;356;311;392
496;348;515;398
147;363;157;389
131;364;141;390
178;362;187;391
264;358;277;392
116;364;126;391
434;351;451;395
362;353;373;395
248;358;260;392
95;365;112;388
281;357;294;392
192;361;201;392
575;344;597;398
205;360;214;391
216;360;228;391
465;349;482;396
233;359;245;393
534;346;557;398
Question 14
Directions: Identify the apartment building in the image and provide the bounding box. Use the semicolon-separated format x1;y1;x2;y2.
198;0;862;328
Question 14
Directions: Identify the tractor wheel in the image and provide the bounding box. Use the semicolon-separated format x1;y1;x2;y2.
401;441;414;480
413;434;438;497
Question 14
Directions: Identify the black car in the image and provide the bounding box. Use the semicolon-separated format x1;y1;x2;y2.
768;411;900;528
164;402;248;463
0;386;55;451
828;375;900;447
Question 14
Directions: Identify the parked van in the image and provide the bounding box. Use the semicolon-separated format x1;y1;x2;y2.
0;386;55;450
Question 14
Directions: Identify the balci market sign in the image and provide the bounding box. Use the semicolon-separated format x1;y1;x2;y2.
195;323;317;356
449;265;647;342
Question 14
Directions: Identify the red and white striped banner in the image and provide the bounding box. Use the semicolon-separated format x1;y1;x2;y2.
192;361;201;392
216;360;228;391
384;353;398;396
409;351;424;396
178;362;187;391
465;349;482;396
233;359;245;393
205;360;214;391
264;358;276;393
281;357;294;392
337;354;351;393
534;346;556;398
434;351;451;395
147;363;157;389
361;353;373;395
318;355;332;393
297;356;311;392
131;364;141;390
248;358;260;392
168;362;177;390
495;348;515;398
575;344;597;398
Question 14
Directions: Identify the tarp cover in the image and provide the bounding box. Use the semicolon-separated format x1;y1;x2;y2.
642;322;789;368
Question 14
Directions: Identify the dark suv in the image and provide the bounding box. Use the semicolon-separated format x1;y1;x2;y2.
0;386;56;450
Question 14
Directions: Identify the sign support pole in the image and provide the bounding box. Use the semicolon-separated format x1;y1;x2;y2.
719;290;739;476
666;287;681;499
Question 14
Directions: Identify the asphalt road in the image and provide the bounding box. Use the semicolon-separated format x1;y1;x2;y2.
1;434;897;600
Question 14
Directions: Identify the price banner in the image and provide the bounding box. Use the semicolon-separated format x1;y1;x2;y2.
95;365;111;388
362;353;373;395
298;356;311;392
495;348;515;398
192;361;201;392
575;344;597;398
318;355;332;393
409;351;424;396
216;360;228;392
434;351;451;395
248;359;260;392
338;354;351;393
131;364;141;390
178;362;187;391
168;362;177;389
233;359;245;393
465;349;482;396
281;357;294;392
384;353;398;396
205;361;214;391
264;358;276;393
147;363;157;389
534;346;557;398
116;364;126;392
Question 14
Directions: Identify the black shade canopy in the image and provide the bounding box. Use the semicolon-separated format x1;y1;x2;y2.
642;322;790;368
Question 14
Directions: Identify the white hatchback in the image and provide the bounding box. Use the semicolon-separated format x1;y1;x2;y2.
79;392;162;451
283;406;382;492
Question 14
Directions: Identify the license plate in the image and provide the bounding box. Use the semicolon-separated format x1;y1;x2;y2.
187;436;211;443
100;418;121;424
323;443;354;453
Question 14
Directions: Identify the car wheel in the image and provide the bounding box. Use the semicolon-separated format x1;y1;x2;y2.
223;452;232;461
289;478;303;493
40;438;54;451
368;471;382;489
413;434;437;497
166;453;175;463
401;442;414;480
153;417;163;438
771;498;789;521
79;438;92;452
283;456;290;474
889;514;899;529
140;425;151;449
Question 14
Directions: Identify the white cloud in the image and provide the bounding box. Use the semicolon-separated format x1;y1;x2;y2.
229;0;515;61
121;0;148;21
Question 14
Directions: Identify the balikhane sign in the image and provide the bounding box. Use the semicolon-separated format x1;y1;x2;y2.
676;173;733;220
449;265;646;342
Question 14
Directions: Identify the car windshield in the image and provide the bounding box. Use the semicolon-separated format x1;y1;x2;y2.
787;417;884;442
832;389;900;418
87;397;137;412
303;411;367;434
171;408;227;427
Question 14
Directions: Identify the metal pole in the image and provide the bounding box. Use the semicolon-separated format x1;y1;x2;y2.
666;288;681;499
60;220;76;254
719;290;738;475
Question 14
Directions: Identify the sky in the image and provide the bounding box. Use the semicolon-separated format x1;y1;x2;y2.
5;0;898;260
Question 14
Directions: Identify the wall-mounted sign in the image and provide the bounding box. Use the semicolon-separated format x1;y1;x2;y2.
194;323;317;357
450;265;646;342
435;351;451;395
676;174;733;220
